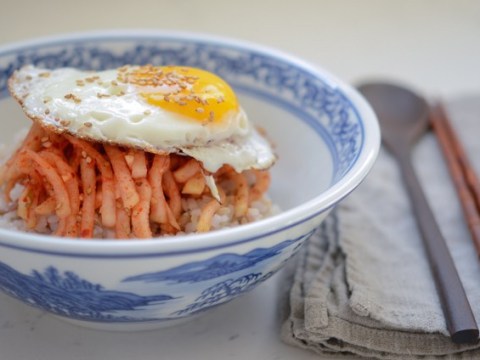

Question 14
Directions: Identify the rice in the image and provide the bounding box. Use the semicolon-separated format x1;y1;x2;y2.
178;193;279;235
0;129;279;239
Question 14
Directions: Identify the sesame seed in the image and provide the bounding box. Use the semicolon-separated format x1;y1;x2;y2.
117;75;127;83
39;72;51;78
26;75;32;81
60;120;71;126
144;110;151;115
64;93;81;104
85;76;99;83
209;111;215;122
41;136;49;142
204;85;216;93
81;151;87;158
195;107;205;113
44;109;50;115
86;157;92;164
84;122;92;128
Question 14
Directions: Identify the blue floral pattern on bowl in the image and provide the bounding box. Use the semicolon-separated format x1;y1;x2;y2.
0;232;310;322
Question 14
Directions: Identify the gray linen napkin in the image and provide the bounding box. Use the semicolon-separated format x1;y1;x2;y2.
281;96;480;359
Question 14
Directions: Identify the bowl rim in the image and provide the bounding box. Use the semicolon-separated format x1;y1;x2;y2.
0;29;380;256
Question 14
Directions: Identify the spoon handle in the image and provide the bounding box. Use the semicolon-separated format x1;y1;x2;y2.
396;151;479;343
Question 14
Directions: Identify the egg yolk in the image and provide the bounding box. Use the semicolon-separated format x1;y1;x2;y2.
119;65;239;124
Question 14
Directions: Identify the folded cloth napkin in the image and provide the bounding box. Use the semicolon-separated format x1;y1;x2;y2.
280;96;480;359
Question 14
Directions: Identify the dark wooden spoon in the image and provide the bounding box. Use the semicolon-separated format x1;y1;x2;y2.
358;82;478;344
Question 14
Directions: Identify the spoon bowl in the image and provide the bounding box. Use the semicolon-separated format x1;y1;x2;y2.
357;82;430;150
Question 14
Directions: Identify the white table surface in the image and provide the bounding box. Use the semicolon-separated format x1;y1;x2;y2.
0;1;479;359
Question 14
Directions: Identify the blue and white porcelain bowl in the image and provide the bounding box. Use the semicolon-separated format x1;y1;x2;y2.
0;31;380;331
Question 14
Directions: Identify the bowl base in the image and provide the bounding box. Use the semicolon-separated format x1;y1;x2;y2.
54;314;201;332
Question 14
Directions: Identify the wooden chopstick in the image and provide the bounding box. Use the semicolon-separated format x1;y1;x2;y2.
429;102;480;257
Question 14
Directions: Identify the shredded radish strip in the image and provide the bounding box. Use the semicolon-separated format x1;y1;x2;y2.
22;149;71;218
105;145;140;210
132;178;152;238
79;156;96;238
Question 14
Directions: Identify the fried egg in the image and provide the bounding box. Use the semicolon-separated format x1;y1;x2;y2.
8;65;276;173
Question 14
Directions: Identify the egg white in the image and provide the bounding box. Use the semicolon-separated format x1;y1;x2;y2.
8;65;276;172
